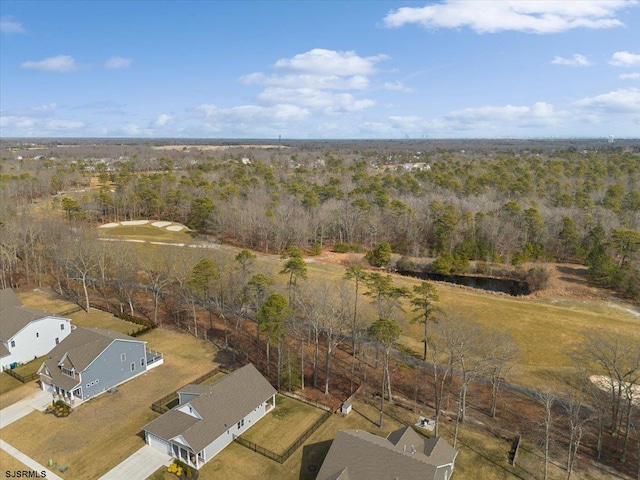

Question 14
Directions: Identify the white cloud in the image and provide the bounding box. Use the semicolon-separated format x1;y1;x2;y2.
551;54;592;66
105;56;132;69
383;0;636;34
274;49;389;76
620;72;640;80
573;87;640;113
241;72;370;90
384;81;413;92
195;103;309;123
0;16;26;34
236;48;388;117
21;55;76;72
443;101;564;129
609;51;640;67
155;114;173;126
257;87;374;114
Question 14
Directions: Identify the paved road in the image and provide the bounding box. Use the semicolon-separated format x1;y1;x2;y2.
98;444;172;480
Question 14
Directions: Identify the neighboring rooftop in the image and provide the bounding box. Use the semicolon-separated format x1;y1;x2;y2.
144;363;276;452
0;288;61;340
317;426;457;480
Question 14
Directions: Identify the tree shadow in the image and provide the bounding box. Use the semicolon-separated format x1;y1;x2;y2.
299;440;332;480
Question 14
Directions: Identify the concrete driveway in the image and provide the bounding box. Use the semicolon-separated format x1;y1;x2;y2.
0;388;51;428
98;444;172;480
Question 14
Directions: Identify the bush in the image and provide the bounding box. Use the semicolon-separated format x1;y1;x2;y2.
332;243;360;253
524;266;550;292
365;241;392;267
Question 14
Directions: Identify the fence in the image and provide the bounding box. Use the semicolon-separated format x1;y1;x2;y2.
4;369;40;383
150;367;225;414
234;410;332;464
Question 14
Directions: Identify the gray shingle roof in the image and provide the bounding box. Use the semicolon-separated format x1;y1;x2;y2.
39;327;144;391
317;427;457;480
46;327;142;371
0;342;10;359
144;363;276;453
0;289;63;341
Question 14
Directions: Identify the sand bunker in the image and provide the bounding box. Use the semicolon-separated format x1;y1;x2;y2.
151;221;172;228
99;223;119;228
121;220;150;226
590;375;640;406
166;225;185;231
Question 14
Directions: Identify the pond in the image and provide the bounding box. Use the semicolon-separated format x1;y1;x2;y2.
397;270;530;296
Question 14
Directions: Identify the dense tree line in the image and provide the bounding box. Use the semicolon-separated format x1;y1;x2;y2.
2;142;639;298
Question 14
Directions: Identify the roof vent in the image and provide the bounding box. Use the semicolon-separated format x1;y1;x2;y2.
411;445;416;454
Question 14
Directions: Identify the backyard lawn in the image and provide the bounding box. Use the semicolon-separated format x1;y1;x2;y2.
0;325;219;479
197;398;404;480
240;395;327;454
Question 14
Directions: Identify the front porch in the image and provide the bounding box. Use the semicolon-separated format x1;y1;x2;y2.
170;442;204;470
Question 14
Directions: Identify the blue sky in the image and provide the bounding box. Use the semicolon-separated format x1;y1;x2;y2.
1;0;639;138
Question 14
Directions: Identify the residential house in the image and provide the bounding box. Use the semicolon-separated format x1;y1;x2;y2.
317;426;457;480
38;326;163;404
143;363;276;469
0;289;72;370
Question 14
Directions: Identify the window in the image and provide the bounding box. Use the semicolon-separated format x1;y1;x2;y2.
121;353;126;362
36;332;39;338
130;362;135;372
237;419;245;429
55;337;59;345
140;358;145;367
10;340;15;347
60;324;65;330
95;379;99;384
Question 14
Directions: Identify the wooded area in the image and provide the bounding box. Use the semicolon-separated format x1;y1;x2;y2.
1;138;639;478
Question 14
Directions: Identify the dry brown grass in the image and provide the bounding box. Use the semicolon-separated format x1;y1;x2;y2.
0;327;218;479
0;449;33;473
18;291;78;315
0;373;28;398
198;398;404;480
240;395;326;453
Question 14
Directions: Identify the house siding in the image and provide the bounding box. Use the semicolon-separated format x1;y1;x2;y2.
201;400;270;464
1;317;71;369
80;339;146;399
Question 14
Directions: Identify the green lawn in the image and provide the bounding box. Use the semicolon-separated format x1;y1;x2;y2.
99;224;194;243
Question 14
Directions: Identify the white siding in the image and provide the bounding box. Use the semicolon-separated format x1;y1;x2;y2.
146;433;171;455
202;401;270;465
1;317;71;369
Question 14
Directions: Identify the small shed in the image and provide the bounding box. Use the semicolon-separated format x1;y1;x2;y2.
340;401;352;415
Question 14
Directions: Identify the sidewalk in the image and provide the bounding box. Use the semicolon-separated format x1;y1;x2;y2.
0;389;51;429
0;439;64;480
98;444;172;480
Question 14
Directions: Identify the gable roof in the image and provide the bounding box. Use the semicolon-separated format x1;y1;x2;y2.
39;327;144;391
317;427;457;480
46;326;142;371
144;363;276;453
0;289;22;310
0;289;65;341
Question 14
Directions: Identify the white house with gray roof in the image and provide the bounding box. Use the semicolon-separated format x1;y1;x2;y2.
0;289;72;370
317;426;457;480
38;326;163;405
143;363;276;470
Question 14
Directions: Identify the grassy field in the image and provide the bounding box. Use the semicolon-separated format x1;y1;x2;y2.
0;374;35;403
11;356;47;377
18;291;80;315
240;395;327;454
0;303;219;480
99;224;194;243
0;450;33;473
